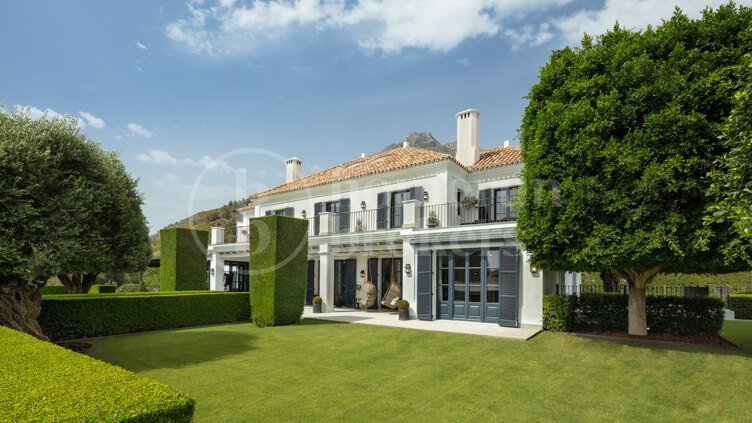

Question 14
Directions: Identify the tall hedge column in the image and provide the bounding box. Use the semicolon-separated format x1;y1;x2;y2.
248;215;309;327
160;228;209;291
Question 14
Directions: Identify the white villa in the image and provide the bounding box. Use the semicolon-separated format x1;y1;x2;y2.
207;109;580;327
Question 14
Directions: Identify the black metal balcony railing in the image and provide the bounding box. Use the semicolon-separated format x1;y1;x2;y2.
219;201;516;243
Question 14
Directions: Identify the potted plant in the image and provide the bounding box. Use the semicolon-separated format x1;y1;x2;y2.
427;211;440;228
312;296;323;313
461;195;477;210
397;299;410;321
355;218;363;232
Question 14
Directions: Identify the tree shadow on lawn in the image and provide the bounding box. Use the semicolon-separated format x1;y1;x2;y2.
91;325;259;372
566;321;752;359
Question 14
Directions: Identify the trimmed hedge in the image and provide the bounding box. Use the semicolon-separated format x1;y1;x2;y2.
39;285;67;295
248;215;309;327
543;294;725;335
729;295;752;319
542;295;574;332
89;284;116;293
160;227;209;291
0;326;194;422
39;291;250;341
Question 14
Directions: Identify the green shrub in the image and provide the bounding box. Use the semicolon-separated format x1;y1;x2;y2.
312;296;322;304
39;291;250;341
160;227;209;291
542;295;574;332
397;299;409;310
543;294;725;335
39;285;67;295
116;283;139;293
729;295;752;319
0;326;194;422
89;284;116;294
248;215;308;327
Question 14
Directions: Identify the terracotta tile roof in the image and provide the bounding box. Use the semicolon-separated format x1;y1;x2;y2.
237;204;255;212
249;145;522;199
466;145;522;171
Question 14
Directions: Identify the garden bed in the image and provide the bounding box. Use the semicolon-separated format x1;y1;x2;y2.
570;325;738;349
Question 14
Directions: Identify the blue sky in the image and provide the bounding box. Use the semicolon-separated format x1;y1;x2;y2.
0;0;735;232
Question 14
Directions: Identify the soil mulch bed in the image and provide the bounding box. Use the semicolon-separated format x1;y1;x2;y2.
570;325;738;349
55;342;93;355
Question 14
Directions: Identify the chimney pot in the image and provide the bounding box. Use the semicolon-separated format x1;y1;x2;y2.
285;157;302;183
504;140;510;148
361;153;366;158
403;141;408;149
455;109;480;166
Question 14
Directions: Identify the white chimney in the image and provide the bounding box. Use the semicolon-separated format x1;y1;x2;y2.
504;139;510;148
455;109;480;166
285;157;302;183
403;141;408;149
361;153;366;158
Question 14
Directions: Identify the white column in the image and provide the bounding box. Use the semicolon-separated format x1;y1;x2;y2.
402;199;420;229
209;253;225;291
318;244;335;312
401;237;417;318
519;250;543;326
319;212;335;235
211;226;225;245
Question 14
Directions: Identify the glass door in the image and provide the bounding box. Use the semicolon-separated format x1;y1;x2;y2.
381;258;402;309
390;191;409;228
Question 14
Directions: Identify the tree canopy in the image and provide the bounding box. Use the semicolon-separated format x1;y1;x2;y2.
0;106;149;338
516;4;752;334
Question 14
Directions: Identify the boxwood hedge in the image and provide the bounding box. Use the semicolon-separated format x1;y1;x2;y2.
248;215;308;327
160;227;209;291
89;284;117;293
543;293;725;335
0;326;194;422
39;291;250;341
729;295;752;319
39;285;67;295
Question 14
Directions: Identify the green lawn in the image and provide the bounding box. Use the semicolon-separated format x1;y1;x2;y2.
90;320;752;423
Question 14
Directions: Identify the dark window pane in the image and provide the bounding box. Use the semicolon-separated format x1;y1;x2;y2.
454;252;465;268
469;286;481;302
454;269;465;285
441;285;449;302
469;250;481;267
469;269;481;285
439;269;449;285
439;254;449;269
487;285;499;303
454;287;465;302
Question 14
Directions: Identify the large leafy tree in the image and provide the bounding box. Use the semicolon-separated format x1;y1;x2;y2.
0;107;149;340
517;4;752;335
705;53;752;262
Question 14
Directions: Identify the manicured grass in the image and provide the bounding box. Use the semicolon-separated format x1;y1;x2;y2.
90;320;752;422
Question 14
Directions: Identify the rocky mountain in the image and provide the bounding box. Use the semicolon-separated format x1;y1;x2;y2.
382;131;457;155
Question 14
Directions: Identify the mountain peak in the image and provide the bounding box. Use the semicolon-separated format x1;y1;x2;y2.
382;131;455;153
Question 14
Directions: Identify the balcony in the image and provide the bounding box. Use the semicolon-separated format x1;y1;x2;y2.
211;201;516;245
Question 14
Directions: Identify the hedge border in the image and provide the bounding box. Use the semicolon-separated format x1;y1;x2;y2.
729;295;752;319
160;227;209;291
0;326;194;422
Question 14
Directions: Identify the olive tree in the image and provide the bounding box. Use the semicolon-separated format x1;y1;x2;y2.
0;106;149;339
517;4;752;335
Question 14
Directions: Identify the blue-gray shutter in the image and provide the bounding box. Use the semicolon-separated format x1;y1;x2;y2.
410;186;425;228
499;246;519;327
478;189;492;223
376;192;388;229
313;202;322;235
284;207;294;217
417;249;433;321
339;198;350;233
344;259;357;308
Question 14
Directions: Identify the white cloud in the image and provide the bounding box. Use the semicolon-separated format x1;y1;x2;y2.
165;0;572;56
136;149;238;173
16;105;105;130
127;123;153;138
456;57;470;67
136;40;149;50
77;111;106;129
134;65;143;72
552;0;733;47
165;0;737;55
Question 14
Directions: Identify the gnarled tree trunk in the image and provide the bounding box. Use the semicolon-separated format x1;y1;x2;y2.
600;271;621;293
57;273;98;294
0;279;49;341
615;267;661;336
